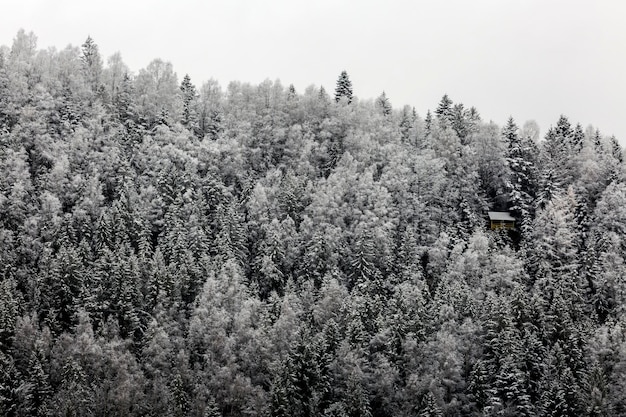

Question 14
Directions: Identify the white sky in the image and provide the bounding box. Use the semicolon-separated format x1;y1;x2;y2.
2;0;626;142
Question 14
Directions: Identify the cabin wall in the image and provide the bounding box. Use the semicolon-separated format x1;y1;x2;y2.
490;221;515;230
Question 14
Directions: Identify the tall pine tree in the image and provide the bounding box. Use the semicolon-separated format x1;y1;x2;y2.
334;70;353;104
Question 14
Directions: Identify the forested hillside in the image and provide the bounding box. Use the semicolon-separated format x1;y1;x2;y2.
2;31;626;417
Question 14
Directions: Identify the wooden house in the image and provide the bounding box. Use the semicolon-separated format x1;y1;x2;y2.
488;211;515;230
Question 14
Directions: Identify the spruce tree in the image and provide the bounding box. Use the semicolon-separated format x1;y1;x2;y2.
204;396;222;417
503;117;536;236
424;110;433;136
319;85;329;101
287;83;297;100
418;392;442;417
572;123;585;153
593;129;603;152
451;103;467;140
334;70;353;104
399;106;412;142
610;135;623;163
80;36;103;94
375;91;392;116
180;74;198;129
435;94;453;125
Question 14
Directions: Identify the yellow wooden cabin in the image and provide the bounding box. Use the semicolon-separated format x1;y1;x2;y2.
488;211;515;230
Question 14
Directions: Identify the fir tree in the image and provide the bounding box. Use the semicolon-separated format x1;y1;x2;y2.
503;117;536;235
334;70;353;104
572;123;585;153
424;110;433;137
375;91;392;116
610;135;623;163
399;106;413;142
593;129;603;152
204;396;222;417
435;94;453;125
287;84;297;100
451;103;467;141
319;85;329;102
180;74;198;129
80;36;103;94
418;392;442;417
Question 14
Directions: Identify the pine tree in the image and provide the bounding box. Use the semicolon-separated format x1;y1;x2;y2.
113;72;142;143
543;115;577;188
344;372;372;417
80;36;101;69
399;106;413;142
424;110;433;137
348;229;378;289
172;372;190;417
80;36;103;95
572;123;585;153
593;129;603;152
418;391;442;417
287;84;297;100
466;106;481;134
503;117;536;235
334;70;353;104
319;85;329;102
610;135;623;163
206;109;222;140
375;91;392;116
21;350;52;416
204;396;222;417
180;74;198;130
555;114;573;138
435;94;453;125
0;350;22;415
0;278;19;350
451;103;467;141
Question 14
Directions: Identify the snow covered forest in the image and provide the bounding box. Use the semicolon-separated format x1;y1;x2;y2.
2;31;626;417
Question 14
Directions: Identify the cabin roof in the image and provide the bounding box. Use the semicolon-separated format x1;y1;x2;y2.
488;211;515;222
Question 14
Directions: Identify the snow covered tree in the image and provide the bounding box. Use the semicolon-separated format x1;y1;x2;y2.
334;70;353;104
529;189;580;292
424;110;433;138
435;94;453;126
375;91;392;116
180;74;198;130
609;135;623;163
80;36;103;95
503;117;537;235
399;105;414;142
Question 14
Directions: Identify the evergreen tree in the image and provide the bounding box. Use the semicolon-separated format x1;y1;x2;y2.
319;85;330;102
572;123;585;153
334;70;353;104
2;28;626;416
80;36;103;95
418;392;442;417
424;110;433;137
0;278;19;351
287;83;297;100
609;135;623;163
204;396;222;417
543;115;577;188
503;117;536;236
180;74;198;130
375;91;392;116
399;105;413;142
593;129;603;153
434;94;453;125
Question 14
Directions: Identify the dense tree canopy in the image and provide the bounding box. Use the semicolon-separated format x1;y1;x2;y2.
0;32;625;416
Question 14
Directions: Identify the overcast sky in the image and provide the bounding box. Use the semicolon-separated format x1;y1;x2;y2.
2;0;625;141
